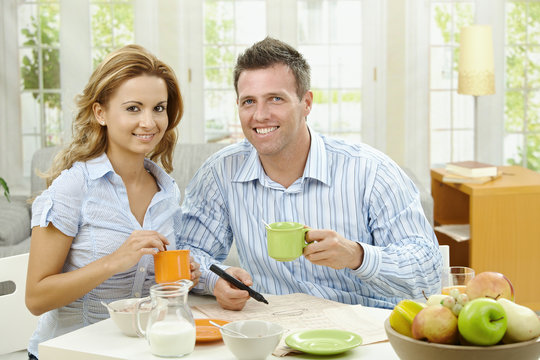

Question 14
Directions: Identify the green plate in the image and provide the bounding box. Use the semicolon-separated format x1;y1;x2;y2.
285;329;363;355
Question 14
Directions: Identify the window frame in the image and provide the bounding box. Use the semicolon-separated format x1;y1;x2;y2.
2;0;386;194
406;0;506;188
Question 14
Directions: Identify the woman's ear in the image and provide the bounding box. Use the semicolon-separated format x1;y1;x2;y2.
93;102;106;126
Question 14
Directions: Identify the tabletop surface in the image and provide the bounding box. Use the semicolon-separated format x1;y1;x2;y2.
39;294;398;360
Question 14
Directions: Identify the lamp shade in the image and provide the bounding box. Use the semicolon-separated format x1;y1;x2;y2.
458;25;495;96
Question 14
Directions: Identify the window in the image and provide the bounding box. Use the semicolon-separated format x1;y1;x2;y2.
90;0;134;67
505;0;540;171
201;0;372;144
5;0;383;191
424;0;540;172
18;0;61;176
17;0;135;177
203;0;266;143
429;1;475;166
298;0;363;142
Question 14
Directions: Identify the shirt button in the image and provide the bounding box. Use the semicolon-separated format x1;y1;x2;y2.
135;292;141;297
139;267;145;272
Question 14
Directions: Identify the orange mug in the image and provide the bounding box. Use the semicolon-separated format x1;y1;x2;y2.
153;249;191;283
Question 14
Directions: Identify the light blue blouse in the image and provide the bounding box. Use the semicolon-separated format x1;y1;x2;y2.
178;131;442;309
28;153;181;357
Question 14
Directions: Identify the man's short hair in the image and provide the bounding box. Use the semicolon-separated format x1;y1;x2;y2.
233;37;311;100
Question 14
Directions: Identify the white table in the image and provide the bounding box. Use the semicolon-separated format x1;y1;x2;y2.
39;295;399;360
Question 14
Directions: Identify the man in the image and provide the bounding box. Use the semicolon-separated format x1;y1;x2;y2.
178;37;441;310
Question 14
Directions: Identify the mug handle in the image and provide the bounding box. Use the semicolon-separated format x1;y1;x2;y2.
302;227;310;249
135;296;151;338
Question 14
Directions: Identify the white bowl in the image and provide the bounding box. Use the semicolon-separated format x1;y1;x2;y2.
220;320;283;360
105;298;150;337
384;318;540;360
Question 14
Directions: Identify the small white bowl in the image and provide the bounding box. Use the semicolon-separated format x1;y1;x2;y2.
105;298;150;337
220;320;283;360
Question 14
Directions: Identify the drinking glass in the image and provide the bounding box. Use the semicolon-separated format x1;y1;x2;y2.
441;266;475;295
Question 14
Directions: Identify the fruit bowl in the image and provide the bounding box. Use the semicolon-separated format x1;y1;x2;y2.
384;318;540;360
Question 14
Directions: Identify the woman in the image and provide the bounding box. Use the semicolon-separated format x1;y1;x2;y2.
25;44;200;359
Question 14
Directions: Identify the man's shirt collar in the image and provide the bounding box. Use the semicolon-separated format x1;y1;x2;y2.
232;128;331;187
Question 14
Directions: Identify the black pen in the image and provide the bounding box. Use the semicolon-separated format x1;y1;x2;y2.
209;264;269;304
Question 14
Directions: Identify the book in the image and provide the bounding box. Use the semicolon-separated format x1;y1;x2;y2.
442;172;501;184
445;161;498;177
434;224;470;242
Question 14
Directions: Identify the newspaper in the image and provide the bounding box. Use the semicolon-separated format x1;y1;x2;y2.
192;292;388;356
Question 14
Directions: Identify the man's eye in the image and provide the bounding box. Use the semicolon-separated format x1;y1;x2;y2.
243;99;254;105
272;97;282;102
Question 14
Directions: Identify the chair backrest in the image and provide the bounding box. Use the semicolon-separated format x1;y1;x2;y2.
439;245;450;269
0;253;39;354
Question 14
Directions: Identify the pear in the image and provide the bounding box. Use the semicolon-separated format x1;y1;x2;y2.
497;298;540;343
389;299;426;337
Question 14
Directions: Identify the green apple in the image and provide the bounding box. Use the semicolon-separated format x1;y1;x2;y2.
458;298;507;346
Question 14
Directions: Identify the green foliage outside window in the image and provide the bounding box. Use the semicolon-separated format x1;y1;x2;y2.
20;3;61;110
20;1;134;148
434;2;539;171
90;1;134;67
505;2;540;171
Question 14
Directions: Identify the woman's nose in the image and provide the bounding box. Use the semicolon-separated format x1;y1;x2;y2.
139;110;155;127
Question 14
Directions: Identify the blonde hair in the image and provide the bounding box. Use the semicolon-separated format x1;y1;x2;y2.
44;44;183;187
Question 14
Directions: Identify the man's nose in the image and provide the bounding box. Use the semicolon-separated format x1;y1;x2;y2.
253;103;270;121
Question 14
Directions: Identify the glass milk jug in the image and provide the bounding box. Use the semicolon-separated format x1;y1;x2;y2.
136;280;196;358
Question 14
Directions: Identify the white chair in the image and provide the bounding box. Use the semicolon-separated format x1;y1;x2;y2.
439;245;450;269
0;253;39;355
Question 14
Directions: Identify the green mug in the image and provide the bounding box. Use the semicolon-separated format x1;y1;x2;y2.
266;222;310;261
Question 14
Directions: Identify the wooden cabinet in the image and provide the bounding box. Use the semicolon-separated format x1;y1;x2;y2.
431;166;540;310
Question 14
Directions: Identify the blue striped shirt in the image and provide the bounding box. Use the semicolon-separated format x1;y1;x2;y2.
28;153;182;357
178;132;441;309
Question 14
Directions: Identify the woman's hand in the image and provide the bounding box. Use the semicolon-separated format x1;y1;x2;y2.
110;230;169;274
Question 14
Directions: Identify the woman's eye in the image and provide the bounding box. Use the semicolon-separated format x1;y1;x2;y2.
127;106;140;112
155;105;166;112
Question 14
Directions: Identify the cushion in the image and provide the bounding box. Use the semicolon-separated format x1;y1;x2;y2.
0;198;31;246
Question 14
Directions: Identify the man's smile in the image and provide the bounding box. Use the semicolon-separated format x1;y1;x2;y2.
255;126;279;134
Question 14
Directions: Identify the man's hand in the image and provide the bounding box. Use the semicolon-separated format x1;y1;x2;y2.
213;267;252;310
189;257;201;289
303;229;364;270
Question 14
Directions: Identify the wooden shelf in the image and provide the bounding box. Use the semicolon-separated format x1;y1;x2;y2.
431;166;540;310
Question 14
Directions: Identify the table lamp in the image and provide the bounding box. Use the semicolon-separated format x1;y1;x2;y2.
458;25;495;160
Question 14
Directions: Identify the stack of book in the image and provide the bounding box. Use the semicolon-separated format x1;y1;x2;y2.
443;161;499;184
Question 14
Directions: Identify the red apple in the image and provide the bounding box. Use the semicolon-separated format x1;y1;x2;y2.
411;305;459;344
466;271;514;301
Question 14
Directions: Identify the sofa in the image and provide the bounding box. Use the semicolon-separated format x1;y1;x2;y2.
0;143;434;261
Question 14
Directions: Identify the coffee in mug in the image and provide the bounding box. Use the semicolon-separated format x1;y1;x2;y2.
153;249;191;283
266;222;309;261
